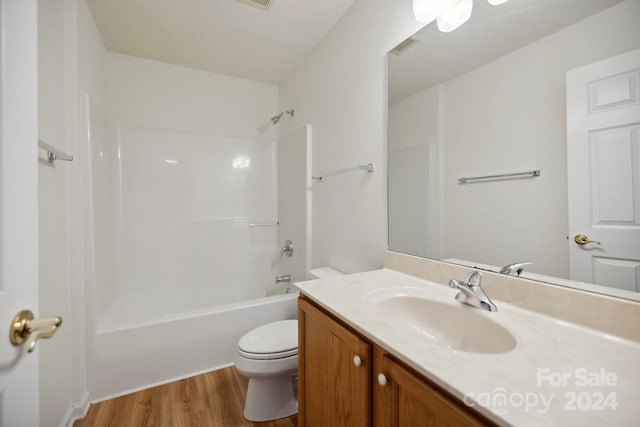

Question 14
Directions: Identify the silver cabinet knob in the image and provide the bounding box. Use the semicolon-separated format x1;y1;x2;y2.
378;373;387;386
353;355;362;367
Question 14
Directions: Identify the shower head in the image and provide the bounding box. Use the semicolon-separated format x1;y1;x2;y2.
271;112;284;124
270;109;295;125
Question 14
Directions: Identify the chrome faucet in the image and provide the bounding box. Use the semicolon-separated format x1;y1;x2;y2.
499;261;533;276
281;240;294;258
275;274;291;283
449;271;497;312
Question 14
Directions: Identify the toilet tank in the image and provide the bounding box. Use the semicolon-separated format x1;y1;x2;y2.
308;266;344;279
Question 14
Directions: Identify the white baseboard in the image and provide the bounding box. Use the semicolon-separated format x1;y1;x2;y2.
91;363;234;404
61;391;91;427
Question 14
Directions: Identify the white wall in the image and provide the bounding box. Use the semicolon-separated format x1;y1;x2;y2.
279;0;458;273
34;0;72;426
75;0;110;410
37;0;108;423
77;0;107;112
107;52;279;140
440;0;640;278
38;0;73;425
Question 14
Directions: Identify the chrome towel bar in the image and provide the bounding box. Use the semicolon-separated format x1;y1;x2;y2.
458;169;540;184
248;222;279;228
39;139;73;163
312;162;374;182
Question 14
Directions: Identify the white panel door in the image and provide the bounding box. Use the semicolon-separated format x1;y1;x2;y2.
567;49;640;291
0;1;40;426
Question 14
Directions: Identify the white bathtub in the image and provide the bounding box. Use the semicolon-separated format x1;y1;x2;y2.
88;292;299;401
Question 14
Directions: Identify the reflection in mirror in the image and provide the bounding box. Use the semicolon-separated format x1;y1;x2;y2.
387;0;640;298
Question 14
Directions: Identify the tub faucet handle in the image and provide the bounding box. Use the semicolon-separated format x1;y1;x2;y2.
281;240;294;258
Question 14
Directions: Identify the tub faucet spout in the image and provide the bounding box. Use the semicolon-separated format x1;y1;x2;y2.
275;275;291;283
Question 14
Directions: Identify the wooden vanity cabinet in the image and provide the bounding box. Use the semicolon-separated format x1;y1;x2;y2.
299;296;494;427
298;297;372;427
373;349;487;427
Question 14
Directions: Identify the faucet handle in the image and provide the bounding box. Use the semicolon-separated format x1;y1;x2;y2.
465;271;482;285
499;261;533;276
281;240;294;258
448;278;467;289
449;271;497;312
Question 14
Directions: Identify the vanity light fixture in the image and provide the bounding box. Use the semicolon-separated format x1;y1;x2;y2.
437;0;473;32
412;0;442;24
414;0;510;32
236;0;272;10
232;156;251;169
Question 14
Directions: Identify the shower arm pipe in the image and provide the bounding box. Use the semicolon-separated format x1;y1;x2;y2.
271;109;295;124
312;162;375;182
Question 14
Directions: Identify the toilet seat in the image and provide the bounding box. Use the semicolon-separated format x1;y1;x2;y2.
238;320;298;360
238;347;297;360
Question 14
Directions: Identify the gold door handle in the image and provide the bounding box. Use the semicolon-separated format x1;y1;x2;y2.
574;234;601;246
10;310;62;353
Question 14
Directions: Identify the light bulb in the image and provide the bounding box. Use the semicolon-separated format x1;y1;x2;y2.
437;0;473;33
487;0;510;5
413;0;445;24
232;156;251;169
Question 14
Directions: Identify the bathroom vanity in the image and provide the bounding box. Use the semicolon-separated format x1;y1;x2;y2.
296;253;640;427
298;297;494;426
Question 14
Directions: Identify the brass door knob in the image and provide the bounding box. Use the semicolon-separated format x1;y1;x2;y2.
574;234;601;246
10;310;62;353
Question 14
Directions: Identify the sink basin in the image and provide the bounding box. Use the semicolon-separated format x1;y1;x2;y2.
376;295;516;354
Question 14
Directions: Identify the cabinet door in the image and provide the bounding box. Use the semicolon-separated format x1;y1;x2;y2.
299;298;372;427
373;348;489;427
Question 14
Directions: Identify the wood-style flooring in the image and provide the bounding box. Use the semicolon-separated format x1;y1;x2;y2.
74;366;298;427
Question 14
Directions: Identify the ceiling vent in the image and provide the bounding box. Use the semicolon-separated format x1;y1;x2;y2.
389;37;418;56
237;0;273;10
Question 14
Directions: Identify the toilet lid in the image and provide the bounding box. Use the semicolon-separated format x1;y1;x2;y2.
239;320;298;355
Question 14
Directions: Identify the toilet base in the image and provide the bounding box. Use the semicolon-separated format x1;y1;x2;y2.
244;375;298;422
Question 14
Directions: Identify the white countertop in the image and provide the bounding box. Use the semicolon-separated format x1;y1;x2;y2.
296;269;640;427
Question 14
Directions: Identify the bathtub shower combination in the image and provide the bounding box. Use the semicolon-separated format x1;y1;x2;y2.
81;97;307;400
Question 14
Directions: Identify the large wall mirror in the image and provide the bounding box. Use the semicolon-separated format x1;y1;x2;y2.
387;0;640;299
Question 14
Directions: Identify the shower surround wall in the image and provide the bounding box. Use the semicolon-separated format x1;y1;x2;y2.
83;51;294;399
101;125;278;329
85;109;295;399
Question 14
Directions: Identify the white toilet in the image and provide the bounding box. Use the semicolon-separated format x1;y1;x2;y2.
234;320;299;422
234;266;343;422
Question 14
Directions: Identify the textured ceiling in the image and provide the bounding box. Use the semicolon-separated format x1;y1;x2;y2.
87;0;356;84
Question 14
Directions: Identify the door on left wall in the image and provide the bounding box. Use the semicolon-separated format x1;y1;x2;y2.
0;1;41;426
